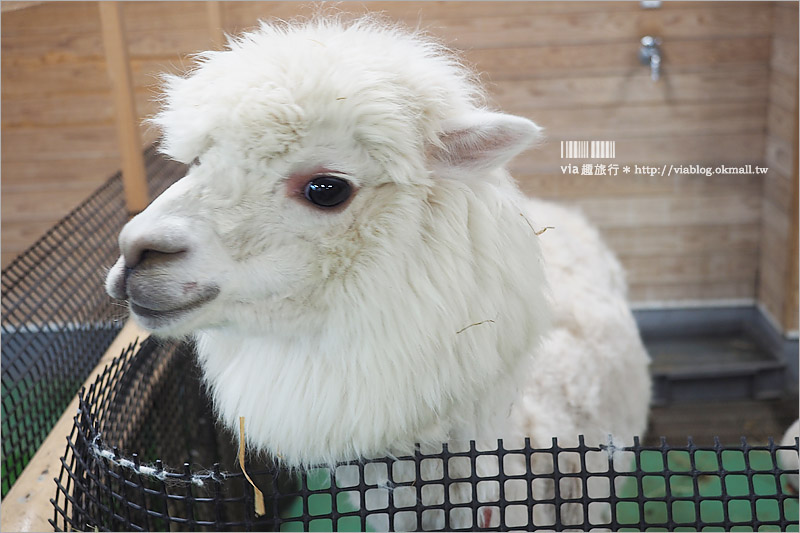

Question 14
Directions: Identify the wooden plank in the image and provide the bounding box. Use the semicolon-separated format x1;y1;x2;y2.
782;79;799;332
759;274;787;322
621;252;759;285
207;1;225;49
773;3;799;37
2;92;116;128
222;1;622;32
1;157;120;190
0;1;100;35
0;1;772;38
99;1;148;213
785;255;799;332
1;59;185;99
765;134;795;184
602;224;761;257
468;37;771;81
762;197;792;245
566;191;762;229
121;1;209;32
220;1;769;29
125;28;211;58
0;60;768;103
129;58;188;87
629;281;756;303
1;26;207;64
0;2;46;13
762;169;796;215
0;90;162;131
1;5;775;59
0;320;149;533
769;69;797;111
521;101;766;139
1;30;104;60
1;61;109;98
0;1;201;37
767;98;795;142
414;5;773;49
758;11;799;333
757;199;791;326
490;68;769;110
1;188;104;222
658;35;773;67
1;125;121;161
770;30;799;77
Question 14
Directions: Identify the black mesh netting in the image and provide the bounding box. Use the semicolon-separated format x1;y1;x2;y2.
52;338;799;532
1;146;186;495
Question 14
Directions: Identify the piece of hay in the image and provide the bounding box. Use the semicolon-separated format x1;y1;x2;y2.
519;213;554;235
239;416;266;516
456;318;496;335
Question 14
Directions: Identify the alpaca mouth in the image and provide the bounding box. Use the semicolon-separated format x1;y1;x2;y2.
128;287;220;328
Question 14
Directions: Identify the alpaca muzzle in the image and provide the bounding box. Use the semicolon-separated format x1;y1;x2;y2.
106;208;221;332
106;244;220;331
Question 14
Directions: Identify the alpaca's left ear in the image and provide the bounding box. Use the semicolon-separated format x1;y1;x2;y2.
430;112;544;176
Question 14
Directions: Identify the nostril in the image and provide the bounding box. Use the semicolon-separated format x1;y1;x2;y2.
122;234;189;269
135;247;188;269
113;244;187;301
140;247;184;261
124;241;188;268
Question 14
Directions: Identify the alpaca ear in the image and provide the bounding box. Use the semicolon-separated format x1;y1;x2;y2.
430;112;543;175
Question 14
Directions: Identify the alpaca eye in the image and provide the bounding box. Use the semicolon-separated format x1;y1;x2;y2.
303;176;352;208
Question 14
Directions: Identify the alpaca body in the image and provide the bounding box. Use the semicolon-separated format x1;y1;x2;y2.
194;194;649;465
517;198;651;448
780;419;799;493
193;193;649;529
104;15;651;528
192;176;552;467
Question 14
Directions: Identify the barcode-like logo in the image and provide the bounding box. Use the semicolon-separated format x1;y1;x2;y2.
561;140;616;159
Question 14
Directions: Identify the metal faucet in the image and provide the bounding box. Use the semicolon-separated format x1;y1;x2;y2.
639;36;662;81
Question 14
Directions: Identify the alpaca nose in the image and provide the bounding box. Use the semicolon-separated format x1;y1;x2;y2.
107;226;193;301
119;211;193;271
116;237;189;299
122;237;188;271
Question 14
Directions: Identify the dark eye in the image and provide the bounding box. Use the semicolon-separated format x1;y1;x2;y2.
303;175;352;208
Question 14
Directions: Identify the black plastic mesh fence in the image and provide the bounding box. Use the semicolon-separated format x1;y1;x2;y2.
1;146;186;495
52;338;800;532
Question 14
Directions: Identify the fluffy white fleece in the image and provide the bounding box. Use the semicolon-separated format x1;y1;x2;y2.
779;418;799;492
106;14;651;528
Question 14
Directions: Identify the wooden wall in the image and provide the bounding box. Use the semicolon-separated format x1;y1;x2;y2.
758;1;799;334
2;1;797;330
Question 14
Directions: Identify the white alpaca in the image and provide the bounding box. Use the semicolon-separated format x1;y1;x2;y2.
105;15;651;529
779;419;799;493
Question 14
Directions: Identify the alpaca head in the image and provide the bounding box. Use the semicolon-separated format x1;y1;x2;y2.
105;16;548;464
106;16;542;338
